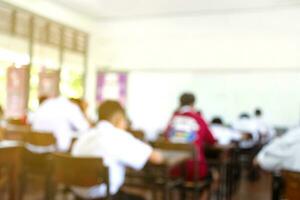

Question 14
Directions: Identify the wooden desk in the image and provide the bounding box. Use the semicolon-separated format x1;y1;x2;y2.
125;150;191;200
0;141;24;200
205;145;237;200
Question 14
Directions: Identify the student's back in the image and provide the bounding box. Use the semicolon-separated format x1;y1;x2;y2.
32;96;89;151
71;100;162;200
165;93;216;180
72;121;152;198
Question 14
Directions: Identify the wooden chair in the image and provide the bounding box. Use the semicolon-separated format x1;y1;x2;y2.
0;125;31;141
50;153;110;200
151;140;211;200
282;170;300;200
0;141;23;200
19;131;56;200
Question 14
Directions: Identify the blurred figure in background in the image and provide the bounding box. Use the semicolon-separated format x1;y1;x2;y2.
253;108;275;144
232;113;260;149
31;96;90;152
165;93;216;184
210;117;242;146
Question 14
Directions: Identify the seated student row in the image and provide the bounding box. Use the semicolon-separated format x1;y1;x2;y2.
28;94;296;200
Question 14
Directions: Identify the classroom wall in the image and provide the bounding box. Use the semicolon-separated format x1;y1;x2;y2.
127;71;300;140
4;1;300;138
92;7;300;139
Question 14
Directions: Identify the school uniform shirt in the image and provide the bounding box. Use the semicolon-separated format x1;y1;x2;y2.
210;124;242;146
232;118;260;149
257;127;300;172
71;121;153;199
253;116;276;144
165;106;216;180
31;96;89;152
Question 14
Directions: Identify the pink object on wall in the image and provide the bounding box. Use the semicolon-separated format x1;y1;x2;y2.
6;65;30;119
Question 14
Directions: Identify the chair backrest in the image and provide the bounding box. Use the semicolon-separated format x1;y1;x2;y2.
6;118;26;126
0;125;31;141
52;153;109;189
23;131;56;146
21;131;56;174
282;170;300;200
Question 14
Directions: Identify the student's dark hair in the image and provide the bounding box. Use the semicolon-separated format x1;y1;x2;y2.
180;93;195;107
97;100;125;121
239;113;250;119
211;117;223;125
255;108;262;117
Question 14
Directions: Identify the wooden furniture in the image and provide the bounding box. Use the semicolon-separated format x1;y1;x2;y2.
282;170;300;200
153;140;211;200
205;145;237;200
50;153;110;200
0;141;23;200
125;140;193;200
19;131;56;200
0;125;31;141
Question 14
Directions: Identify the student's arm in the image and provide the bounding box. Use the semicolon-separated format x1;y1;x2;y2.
149;150;164;164
114;131;160;170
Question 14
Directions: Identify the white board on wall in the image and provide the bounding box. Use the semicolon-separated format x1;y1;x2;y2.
126;71;300;140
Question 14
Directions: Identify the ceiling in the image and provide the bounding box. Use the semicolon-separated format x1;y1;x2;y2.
51;0;300;19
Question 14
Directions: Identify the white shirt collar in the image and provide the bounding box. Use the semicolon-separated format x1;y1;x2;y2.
178;106;194;113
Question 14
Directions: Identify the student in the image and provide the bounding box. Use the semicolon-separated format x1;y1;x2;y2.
253;108;275;144
210;117;242;146
232;113;260;149
31;96;90;152
165;93;216;181
72;100;163;200
256;127;300;172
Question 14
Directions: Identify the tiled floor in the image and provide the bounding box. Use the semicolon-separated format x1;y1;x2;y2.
232;171;272;200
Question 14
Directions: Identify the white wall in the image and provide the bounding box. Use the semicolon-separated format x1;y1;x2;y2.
127;71;300;139
92;7;300;138
95;7;300;70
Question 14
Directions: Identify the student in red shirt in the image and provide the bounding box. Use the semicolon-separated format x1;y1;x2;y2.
165;93;216;181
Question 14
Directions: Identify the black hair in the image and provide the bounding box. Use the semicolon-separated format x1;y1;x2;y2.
239;113;250;119
211;117;223;125
255;108;262;117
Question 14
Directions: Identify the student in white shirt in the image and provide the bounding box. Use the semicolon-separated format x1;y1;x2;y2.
253;108;275;144
232;113;260;149
210;117;242;146
72;100;163;200
31;96;90;152
256;127;300;172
